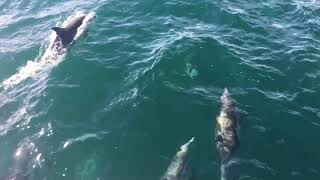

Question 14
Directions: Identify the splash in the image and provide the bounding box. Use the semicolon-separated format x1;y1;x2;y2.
2;11;96;90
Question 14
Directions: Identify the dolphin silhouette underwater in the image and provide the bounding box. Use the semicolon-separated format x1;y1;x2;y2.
161;137;195;180
215;88;240;180
0;141;35;180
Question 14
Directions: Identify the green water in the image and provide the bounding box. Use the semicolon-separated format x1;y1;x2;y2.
0;0;320;179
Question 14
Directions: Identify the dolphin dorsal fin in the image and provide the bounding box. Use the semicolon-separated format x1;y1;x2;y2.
52;27;73;46
52;27;66;38
52;26;72;46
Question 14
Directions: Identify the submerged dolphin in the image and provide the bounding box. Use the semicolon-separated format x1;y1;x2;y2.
0;141;34;180
161;137;194;180
215;88;240;180
51;13;95;49
0;170;26;180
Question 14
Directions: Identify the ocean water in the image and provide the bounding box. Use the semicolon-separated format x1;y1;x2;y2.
0;0;320;179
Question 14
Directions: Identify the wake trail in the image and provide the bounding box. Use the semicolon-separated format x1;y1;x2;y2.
1;11;96;90
0;11;96;136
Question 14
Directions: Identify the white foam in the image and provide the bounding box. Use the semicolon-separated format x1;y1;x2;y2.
74;12;96;40
2;11;96;90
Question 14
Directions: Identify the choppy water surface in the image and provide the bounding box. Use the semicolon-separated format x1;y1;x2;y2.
0;0;320;179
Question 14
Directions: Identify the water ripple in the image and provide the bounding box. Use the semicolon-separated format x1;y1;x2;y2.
1;0;320;179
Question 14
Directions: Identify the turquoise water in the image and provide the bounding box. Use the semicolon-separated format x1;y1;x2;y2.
1;0;320;179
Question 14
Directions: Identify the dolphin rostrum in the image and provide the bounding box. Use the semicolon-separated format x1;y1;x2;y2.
161;137;194;180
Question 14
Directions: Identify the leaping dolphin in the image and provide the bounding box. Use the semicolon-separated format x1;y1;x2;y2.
161;137;194;180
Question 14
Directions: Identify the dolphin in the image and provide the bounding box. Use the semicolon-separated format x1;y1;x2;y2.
161;137;194;180
0;170;27;180
51;13;95;49
215;88;239;162
1;12;96;89
215;88;240;180
0;141;34;180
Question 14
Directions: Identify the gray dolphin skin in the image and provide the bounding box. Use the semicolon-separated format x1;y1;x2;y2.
161;137;194;180
51;15;86;48
215;88;240;180
215;88;239;162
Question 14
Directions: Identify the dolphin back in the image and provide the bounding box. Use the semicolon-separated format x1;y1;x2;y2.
51;15;86;47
